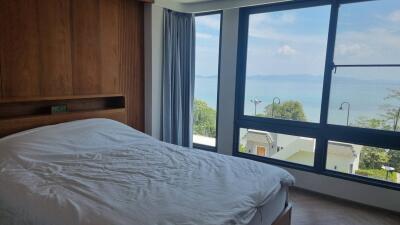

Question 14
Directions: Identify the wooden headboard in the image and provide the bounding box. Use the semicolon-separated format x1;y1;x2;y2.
0;95;127;137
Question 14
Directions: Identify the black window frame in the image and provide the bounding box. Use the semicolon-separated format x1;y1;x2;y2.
234;0;400;190
192;11;223;152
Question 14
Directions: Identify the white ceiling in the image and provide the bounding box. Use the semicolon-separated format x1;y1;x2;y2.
155;0;283;13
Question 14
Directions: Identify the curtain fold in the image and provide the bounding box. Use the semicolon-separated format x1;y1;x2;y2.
162;9;195;147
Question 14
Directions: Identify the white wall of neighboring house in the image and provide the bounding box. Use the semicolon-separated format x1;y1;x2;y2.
144;1;400;212
193;135;216;146
243;130;274;156
272;137;315;164
326;142;361;174
243;131;360;171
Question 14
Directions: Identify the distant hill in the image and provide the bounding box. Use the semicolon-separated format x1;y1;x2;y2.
196;74;400;85
247;74;322;82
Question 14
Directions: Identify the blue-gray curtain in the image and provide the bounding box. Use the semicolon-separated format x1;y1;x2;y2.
162;9;195;147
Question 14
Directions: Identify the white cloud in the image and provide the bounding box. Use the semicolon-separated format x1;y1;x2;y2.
248;27;281;40
241;5;400;77
245;11;327;75
246;42;327;76
334;28;400;63
250;12;296;26
247;13;297;41
336;43;363;55
277;45;297;56
249;13;268;27
249;26;326;44
387;10;400;23
196;32;214;40
248;12;325;44
196;16;220;30
277;13;296;24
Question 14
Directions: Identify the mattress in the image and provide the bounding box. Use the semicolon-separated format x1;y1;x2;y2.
248;186;287;225
0;119;294;225
0;187;287;225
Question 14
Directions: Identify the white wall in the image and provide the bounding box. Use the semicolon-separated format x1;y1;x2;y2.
216;8;239;156
144;1;400;212
144;4;163;139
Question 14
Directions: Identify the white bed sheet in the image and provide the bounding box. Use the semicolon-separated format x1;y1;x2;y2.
248;186;287;225
0;119;294;225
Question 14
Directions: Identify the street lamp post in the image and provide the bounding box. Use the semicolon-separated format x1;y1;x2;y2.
339;101;351;126
271;97;281;118
250;98;262;116
393;107;400;132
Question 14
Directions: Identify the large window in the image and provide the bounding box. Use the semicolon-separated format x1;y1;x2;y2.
193;12;222;149
328;0;400;131
244;5;330;123
235;0;400;189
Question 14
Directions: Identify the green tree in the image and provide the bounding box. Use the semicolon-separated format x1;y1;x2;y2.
263;100;307;121
335;88;400;173
388;150;400;171
193;99;216;138
239;144;248;153
355;116;391;130
382;89;400;132
378;89;400;171
359;146;389;170
355;118;394;171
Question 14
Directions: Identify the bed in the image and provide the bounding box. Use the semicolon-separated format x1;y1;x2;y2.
0;97;294;225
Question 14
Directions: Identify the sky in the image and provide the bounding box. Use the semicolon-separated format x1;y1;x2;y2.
194;0;400;80
195;13;221;77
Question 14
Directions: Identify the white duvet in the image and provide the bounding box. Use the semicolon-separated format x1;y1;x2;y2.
0;119;294;225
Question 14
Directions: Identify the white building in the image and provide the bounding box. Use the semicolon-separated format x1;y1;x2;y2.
242;129;361;174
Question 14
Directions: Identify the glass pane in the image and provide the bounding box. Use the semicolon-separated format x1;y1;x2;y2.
239;128;315;166
327;141;400;184
335;0;400;64
193;13;221;147
244;5;331;123
328;67;400;132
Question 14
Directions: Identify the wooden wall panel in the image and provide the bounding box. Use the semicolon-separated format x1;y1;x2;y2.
119;0;144;131
0;0;41;97
71;0;101;95
37;0;73;96
99;0;120;94
0;0;145;130
0;13;2;99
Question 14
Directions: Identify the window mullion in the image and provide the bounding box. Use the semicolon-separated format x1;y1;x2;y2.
314;1;340;172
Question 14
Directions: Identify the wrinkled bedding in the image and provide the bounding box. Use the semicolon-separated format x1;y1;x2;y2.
0;119;294;225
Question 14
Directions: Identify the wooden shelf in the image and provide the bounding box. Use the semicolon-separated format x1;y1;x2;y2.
0;95;127;137
0;94;124;104
0;108;127;137
0;95;125;120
